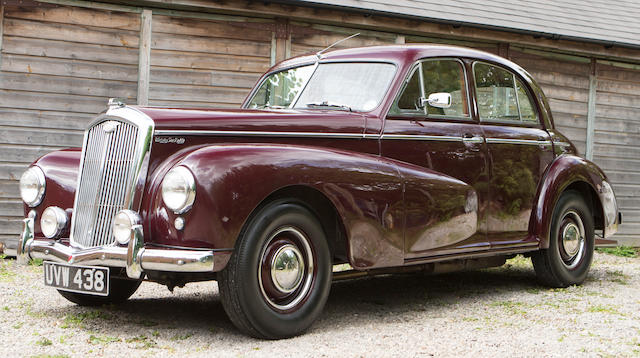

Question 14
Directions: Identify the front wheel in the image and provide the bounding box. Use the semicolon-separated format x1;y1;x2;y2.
532;190;595;287
219;200;332;339
57;275;142;306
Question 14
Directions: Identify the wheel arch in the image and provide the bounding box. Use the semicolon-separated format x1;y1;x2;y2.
531;154;610;249
244;185;350;265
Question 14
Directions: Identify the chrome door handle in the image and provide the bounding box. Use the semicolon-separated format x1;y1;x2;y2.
462;136;484;144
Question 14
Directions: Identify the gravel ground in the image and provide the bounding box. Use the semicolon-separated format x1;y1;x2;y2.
1;251;639;358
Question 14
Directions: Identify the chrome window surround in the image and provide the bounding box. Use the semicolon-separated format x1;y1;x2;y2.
69;106;154;248
243;60;398;113
471;61;541;126
388;58;472;120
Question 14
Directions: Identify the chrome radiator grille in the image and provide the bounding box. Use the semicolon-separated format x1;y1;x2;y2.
70;119;140;247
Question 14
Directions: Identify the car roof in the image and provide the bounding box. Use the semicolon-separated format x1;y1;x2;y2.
275;44;513;69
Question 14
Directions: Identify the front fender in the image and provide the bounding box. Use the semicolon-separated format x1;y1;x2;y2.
530;154;619;248
147;144;476;270
147;144;404;268
25;149;81;238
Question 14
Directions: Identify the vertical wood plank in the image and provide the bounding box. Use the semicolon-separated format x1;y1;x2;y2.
137;9;152;105
0;6;4;68
285;33;291;59
586;58;597;160
270;31;276;66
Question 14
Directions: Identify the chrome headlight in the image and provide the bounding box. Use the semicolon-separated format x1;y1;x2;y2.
20;166;46;207
40;206;67;239
113;210;141;245
161;166;196;214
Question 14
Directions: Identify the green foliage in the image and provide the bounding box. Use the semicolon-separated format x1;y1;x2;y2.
596;246;638;258
88;334;121;345
28;258;44;266
61;310;112;328
35;337;53;346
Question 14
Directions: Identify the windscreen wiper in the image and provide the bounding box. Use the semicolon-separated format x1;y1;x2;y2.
306;101;352;112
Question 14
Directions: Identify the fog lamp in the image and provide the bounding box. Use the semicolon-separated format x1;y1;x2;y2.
112;210;141;245
40;206;67;239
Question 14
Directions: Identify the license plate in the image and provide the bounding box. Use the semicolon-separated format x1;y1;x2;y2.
43;261;110;296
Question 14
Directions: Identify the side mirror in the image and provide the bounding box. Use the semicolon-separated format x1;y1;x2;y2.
425;92;452;109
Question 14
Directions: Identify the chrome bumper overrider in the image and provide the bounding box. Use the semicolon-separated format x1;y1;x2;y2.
17;218;214;279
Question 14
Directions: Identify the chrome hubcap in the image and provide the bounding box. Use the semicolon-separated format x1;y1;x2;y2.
271;244;304;293
559;210;585;269
258;226;314;311
562;222;581;256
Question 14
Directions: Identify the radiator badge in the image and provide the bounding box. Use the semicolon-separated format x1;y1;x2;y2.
102;121;120;133
155;137;186;144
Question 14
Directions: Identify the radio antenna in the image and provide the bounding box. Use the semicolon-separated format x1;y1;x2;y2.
316;33;360;59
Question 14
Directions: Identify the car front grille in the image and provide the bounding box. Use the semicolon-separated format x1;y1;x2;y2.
70;110;152;248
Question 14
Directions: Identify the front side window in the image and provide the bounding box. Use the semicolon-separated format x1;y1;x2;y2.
247;65;315;109
473;62;538;123
247;62;396;112
389;59;469;118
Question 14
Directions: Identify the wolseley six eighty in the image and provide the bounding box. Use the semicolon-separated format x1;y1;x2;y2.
17;44;621;339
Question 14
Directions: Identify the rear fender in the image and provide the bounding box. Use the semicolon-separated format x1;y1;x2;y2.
530;154;618;248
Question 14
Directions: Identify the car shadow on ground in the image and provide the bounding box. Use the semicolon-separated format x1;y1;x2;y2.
40;262;543;339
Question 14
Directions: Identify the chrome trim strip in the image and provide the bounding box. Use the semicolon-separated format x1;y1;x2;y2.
381;134;463;142
155;130;368;139
554;141;572;147
485;138;552;146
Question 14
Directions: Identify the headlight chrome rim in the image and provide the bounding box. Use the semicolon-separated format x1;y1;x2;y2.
40;206;67;239
161;166;196;214
112;210;141;245
20;166;46;207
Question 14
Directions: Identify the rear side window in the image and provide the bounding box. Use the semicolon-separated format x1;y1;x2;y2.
390;59;469;118
473;62;538;123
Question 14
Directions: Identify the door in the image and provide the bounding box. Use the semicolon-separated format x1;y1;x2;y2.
471;61;555;248
381;58;490;260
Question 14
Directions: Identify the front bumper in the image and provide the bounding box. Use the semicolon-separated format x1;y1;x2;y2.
17;217;217;279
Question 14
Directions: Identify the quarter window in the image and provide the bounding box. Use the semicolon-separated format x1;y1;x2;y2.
473;62;538;123
390;59;469;118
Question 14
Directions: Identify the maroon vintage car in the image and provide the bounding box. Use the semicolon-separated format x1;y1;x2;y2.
17;44;620;339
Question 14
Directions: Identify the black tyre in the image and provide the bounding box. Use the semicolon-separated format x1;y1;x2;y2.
532;190;595;287
57;275;142;306
219;200;332;339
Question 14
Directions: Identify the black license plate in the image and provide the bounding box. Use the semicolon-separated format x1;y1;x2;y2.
44;261;110;296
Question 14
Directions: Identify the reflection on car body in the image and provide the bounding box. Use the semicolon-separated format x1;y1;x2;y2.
17;44;620;339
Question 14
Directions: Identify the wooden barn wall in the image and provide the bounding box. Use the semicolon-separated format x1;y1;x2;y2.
0;2;638;248
0;5;140;249
289;22;397;57
148;14;273;108
592;61;640;245
510;49;591;156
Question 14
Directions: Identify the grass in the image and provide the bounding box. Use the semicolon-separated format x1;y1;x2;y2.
596;246;638;258
588;305;624;316
28;258;44;266
126;334;157;349
61;310;113;328
88;334;121;345
35;338;53;346
171;333;193;341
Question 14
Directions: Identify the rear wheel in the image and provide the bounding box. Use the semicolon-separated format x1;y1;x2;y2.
219;200;331;339
57;275;141;306
532;190;594;287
